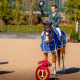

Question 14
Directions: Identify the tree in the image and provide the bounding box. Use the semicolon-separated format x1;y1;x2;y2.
26;0;37;25
13;0;28;25
0;0;14;25
65;0;80;25
65;0;80;40
0;0;29;25
0;0;38;25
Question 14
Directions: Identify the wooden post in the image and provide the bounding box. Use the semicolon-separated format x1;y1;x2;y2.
76;21;79;39
76;21;79;33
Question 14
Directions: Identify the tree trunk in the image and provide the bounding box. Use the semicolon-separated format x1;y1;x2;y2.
2;22;3;25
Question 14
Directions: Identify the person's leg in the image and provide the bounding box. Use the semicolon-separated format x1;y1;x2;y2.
56;27;61;36
41;31;44;36
53;27;63;48
56;27;63;42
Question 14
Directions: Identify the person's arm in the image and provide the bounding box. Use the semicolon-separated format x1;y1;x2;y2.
40;7;49;17
53;14;61;27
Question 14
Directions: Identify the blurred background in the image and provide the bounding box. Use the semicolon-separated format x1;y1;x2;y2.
0;0;80;40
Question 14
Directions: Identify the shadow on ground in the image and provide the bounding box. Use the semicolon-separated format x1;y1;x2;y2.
49;78;59;80
56;67;80;75
0;62;8;65
0;62;14;75
0;71;14;75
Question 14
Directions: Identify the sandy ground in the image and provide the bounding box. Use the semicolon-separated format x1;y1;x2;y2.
0;39;80;80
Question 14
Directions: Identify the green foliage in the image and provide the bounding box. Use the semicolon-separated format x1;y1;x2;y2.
70;29;79;40
0;0;38;25
27;0;37;25
0;25;44;33
65;0;80;25
59;26;76;33
0;0;26;25
13;0;27;25
0;25;80;33
0;0;14;24
61;17;63;19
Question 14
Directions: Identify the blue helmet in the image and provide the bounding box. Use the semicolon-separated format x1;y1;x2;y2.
38;1;45;8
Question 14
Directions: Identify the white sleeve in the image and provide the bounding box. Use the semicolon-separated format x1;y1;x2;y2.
41;31;44;36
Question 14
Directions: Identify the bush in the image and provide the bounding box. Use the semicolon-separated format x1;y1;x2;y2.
59;26;75;33
0;25;44;33
0;25;79;33
70;30;79;40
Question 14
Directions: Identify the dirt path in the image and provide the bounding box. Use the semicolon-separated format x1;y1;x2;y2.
0;39;80;80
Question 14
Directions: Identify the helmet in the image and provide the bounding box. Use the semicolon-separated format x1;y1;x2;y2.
38;1;45;8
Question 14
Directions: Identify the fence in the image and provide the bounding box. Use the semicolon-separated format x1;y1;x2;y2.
36;0;66;13
8;0;66;13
